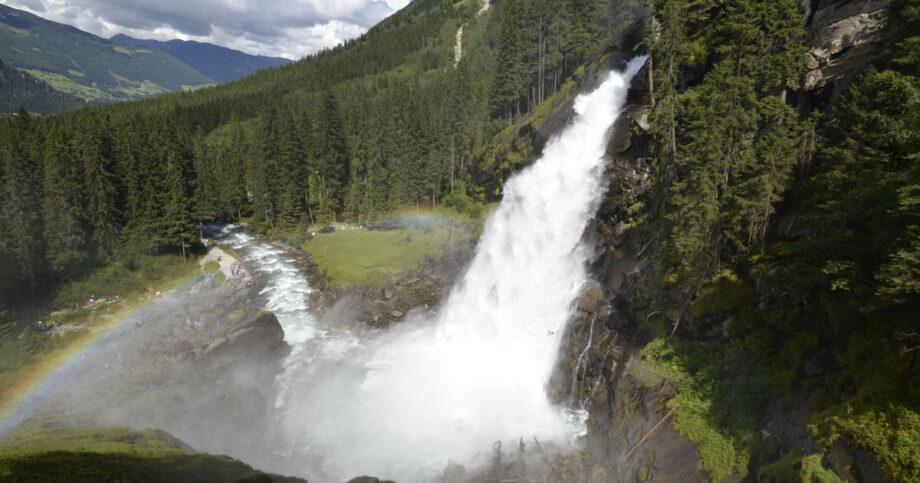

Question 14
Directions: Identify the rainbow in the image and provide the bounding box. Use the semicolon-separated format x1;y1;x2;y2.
0;276;200;437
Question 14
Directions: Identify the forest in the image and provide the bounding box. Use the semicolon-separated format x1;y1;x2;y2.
0;0;639;310
633;0;920;479
1;0;918;478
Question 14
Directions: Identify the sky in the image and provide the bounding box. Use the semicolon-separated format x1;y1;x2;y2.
0;0;411;60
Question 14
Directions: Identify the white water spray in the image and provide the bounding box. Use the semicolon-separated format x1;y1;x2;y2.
231;58;645;481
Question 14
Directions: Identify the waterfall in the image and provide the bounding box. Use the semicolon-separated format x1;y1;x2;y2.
261;57;646;481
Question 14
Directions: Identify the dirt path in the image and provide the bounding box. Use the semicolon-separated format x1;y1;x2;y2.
199;246;244;279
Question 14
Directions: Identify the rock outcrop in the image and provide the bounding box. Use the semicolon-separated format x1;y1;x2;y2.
801;0;892;102
198;310;286;364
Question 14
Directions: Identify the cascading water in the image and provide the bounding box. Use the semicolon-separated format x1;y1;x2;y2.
255;57;647;481
0;57;644;483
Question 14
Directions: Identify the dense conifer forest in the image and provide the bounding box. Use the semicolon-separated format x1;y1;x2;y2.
633;0;920;478
1;0;918;478
0;0;639;310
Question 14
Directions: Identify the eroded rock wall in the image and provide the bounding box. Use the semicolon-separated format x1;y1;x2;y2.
548;1;895;480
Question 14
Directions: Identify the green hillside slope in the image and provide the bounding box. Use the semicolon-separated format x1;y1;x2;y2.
0;4;213;107
0;59;83;114
0;425;305;482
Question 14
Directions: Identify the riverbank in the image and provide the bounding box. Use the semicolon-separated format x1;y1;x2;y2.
0;255;202;417
242;207;490;327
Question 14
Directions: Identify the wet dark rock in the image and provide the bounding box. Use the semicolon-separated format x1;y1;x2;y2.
826;437;891;483
199;311;286;363
346;477;394;483
440;462;467;482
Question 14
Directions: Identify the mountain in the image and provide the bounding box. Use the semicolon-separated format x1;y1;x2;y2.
0;58;83;114
0;3;212;112
1;0;918;481
111;34;290;83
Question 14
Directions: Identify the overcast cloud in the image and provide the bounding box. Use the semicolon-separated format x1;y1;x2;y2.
0;0;411;59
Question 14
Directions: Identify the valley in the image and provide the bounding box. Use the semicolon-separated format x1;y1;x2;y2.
0;0;918;481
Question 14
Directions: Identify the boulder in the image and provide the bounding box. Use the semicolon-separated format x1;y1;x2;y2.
576;280;606;313
803;0;891;97
200;311;286;362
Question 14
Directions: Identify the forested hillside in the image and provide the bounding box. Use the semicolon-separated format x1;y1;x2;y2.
628;0;920;479
0;0;643;310
0;60;83;114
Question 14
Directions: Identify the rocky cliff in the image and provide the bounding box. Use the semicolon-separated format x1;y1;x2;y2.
545;1;897;480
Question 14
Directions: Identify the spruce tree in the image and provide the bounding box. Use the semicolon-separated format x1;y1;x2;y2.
77;113;120;260
1;109;45;298
319;93;350;221
42;127;89;281
163;151;196;258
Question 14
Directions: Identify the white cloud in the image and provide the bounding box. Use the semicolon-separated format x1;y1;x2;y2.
0;0;409;59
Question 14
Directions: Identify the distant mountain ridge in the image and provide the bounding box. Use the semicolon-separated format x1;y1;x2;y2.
111;34;291;83
0;3;213;111
0;3;290;114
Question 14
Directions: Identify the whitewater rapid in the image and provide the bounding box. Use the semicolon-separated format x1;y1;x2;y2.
226;58;645;481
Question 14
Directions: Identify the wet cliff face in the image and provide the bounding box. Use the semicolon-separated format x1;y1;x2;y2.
546;68;712;480
546;1;894;480
803;0;893;104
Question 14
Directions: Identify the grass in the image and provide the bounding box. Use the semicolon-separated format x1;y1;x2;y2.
303;208;486;288
812;404;920;482
0;255;199;411
53;255;196;309
758;451;842;483
641;337;764;482
0;426;304;482
18;68;113;102
634;268;794;481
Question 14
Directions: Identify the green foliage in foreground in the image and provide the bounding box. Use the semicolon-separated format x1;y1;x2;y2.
812;405;920;482
758;452;843;483
0;426;304;482
641;332;774;482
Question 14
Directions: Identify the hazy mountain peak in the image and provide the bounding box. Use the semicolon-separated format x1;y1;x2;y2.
110;34;291;83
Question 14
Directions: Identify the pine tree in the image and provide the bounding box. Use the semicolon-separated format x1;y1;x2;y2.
77;113;120;260
492;0;529;120
249;108;280;227
0;109;45;301
276;109;307;228
163;151;196;258
42;127;89;280
319;93;350;220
